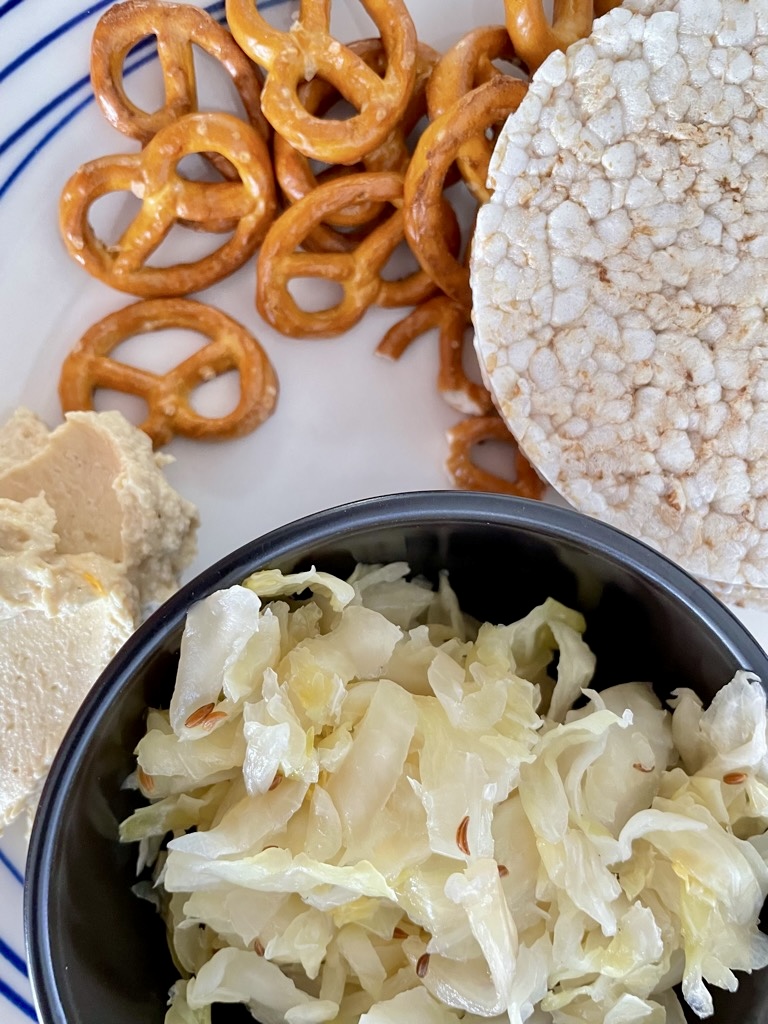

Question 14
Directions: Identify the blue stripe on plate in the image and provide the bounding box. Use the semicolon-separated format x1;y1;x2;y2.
0;0;228;158
0;0;115;84
0;847;23;885
0;975;36;1021
0;0;231;84
0;0;25;18
0;91;92;201
0;70;92;159
0;0;289;202
0;937;27;979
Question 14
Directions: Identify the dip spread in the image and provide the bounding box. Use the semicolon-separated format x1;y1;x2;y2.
0;408;198;831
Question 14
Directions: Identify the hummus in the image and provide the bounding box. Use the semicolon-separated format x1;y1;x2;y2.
0;409;198;831
0;408;199;613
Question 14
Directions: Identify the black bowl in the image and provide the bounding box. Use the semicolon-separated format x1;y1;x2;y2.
25;492;768;1024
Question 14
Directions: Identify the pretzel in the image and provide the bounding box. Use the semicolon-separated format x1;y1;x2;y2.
427;26;525;203
504;0;621;73
404;77;528;308
59;111;276;297
273;40;402;253
377;296;493;416
226;0;417;165
274;40;440;254
90;0;270;177
59;298;278;448
257;171;458;338
446;415;545;498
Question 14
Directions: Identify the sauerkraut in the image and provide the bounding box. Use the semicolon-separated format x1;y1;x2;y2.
121;563;768;1023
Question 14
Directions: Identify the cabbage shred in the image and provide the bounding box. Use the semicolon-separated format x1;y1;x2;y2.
121;562;768;1023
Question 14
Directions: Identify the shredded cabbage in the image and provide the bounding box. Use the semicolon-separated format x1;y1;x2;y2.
121;564;768;1023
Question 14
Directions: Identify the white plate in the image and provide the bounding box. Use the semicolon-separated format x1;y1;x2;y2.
1;3;767;1021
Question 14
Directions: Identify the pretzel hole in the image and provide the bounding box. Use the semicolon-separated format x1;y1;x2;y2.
406;114;430;153
190;45;252;122
445;179;479;237
489;58;528;84
287;278;345;312
483;112;514;147
328;7;379;46
89;192;144;246
120;36;167;113
93;388;150;428
118;30;250;124
461;336;486;386
308;158;367;189
321;218;383;239
308;157;332;179
470;436;519;479
145;223;235;266
319;95;360;125
109;328;210;375
380;240;420;281
188;371;242;420
175;154;227;184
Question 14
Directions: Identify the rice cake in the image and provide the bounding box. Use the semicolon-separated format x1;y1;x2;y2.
471;0;768;595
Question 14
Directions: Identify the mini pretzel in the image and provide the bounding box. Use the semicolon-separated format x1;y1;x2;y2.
504;0;621;73
90;0;270;169
404;77;528;308
446;415;545;498
427;27;525;203
257;171;458;338
274;40;439;253
59;298;278;448
59;111;276;297
377;296;493;416
274;40;402;251
226;0;417;165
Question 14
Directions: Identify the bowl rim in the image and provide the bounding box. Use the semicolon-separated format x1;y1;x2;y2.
23;489;768;1022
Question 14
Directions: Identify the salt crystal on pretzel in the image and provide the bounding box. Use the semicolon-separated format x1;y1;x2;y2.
471;0;768;600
